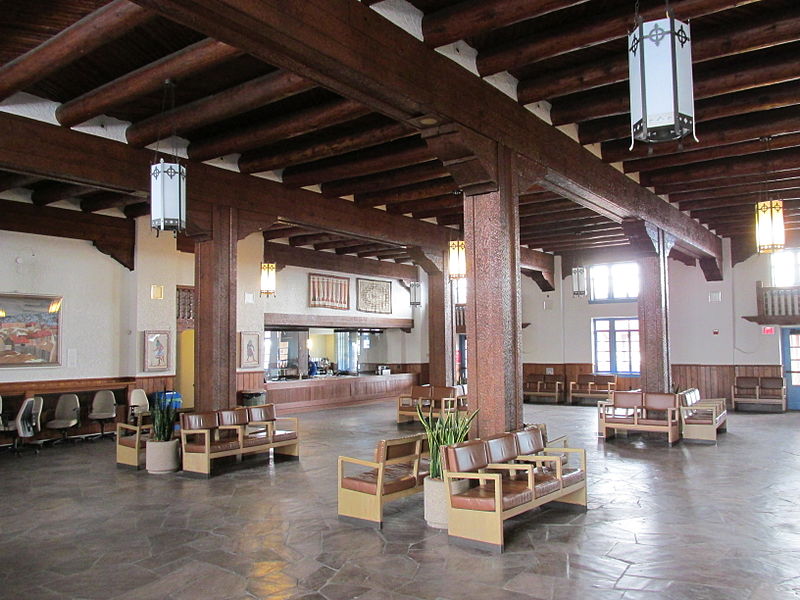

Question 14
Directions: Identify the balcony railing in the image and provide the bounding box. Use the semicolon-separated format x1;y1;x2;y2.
744;281;800;324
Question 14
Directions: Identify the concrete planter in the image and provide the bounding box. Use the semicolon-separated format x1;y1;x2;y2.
423;476;468;529
146;439;179;474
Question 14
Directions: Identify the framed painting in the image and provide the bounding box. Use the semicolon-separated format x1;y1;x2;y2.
357;278;392;314
143;330;170;372
309;273;350;310
239;331;262;369
0;293;62;367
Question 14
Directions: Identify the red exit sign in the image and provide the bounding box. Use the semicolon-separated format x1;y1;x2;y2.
762;326;776;335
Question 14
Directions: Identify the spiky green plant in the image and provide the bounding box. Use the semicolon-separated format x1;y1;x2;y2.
151;394;178;442
416;404;478;479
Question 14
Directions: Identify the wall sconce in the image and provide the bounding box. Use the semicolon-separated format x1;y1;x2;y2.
260;262;277;296
628;11;695;147
408;281;421;306
756;200;785;254
572;266;587;297
448;240;466;279
150;284;164;300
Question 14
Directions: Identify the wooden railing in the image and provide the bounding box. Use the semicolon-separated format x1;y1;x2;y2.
756;281;800;317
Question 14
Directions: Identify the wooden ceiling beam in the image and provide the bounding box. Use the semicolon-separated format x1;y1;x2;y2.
520;220;620;236
0;0;154;102
655;166;800;197
124;202;151;219
673;178;800;206
30;182;99;206
553;50;800;126
336;243;389;255
519;7;800;104
263;226;312;240
0;172;40;192
263;239;418;280
684;191;800;213
519;208;596;227
518;199;582;216
187;98;372;162
130;0;721;261
580;79;800;145
238;121;414;174
531;239;630;252
56;38;242;127
288;232;346;247
0;112;453;251
126;70;315;147
518;191;563;205
522;230;627;245
436;214;463;226
412;205;463;219
359;249;408;259
476;0;755;77
80;191;141;213
385;193;462;215
422;0;590;49
281;138;433;188
355;178;458;208
321;160;448;198
313;238;366;251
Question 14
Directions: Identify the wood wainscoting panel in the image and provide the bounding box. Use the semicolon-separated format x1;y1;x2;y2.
135;375;176;396
522;363;640;391
236;371;263;391
265;373;416;412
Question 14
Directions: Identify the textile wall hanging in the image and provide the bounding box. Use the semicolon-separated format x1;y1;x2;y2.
308;273;350;310
357;278;392;314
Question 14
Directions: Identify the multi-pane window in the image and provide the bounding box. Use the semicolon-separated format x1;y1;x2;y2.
593;318;640;376
589;262;639;302
771;249;800;287
788;331;800;386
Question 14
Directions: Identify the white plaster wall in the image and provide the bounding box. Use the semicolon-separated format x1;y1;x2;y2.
521;255;565;364
730;249;780;365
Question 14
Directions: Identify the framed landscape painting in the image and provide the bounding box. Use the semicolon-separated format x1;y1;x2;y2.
143;330;170;372
0;293;62;367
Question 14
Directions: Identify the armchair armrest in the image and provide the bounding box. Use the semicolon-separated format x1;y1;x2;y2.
275;416;299;432
338;456;381;469
543;447;586;471
546;434;568;447
515;454;562;478
180;428;211;452
117;422;151;434
338;456;384;496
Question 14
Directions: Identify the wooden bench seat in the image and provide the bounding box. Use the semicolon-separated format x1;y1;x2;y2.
115;422;151;469
397;385;457;423
678;388;727;442
523;374;565;404
569;374;616;405
598;391;680;444
732;376;786;412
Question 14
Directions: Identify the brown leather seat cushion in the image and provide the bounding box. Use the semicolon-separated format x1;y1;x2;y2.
604;416;635;424
560;467;585;488
118;435;146;448
273;430;297;442
184;440;240;453
533;472;562;498
638;417;674;425
243;432;271;447
450;480;532;512
684;416;713;424
341;465;417;495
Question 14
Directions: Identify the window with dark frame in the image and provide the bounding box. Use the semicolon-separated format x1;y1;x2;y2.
593;317;640;376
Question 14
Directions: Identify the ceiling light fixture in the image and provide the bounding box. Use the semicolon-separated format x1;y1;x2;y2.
150;79;186;234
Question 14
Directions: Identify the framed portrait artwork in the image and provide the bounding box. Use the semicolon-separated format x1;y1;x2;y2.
143;330;170;372
0;293;62;367
239;331;262;369
357;278;392;314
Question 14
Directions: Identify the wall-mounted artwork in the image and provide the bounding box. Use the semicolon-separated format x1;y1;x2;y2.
0;293;62;367
239;331;262;369
143;330;170;372
357;278;392;314
309;273;350;310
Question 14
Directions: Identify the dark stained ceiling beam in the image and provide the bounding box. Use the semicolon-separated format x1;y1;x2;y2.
31;182;99;206
523;230;626;246
518;191;563;205
355;179;458;208
126;70;315;147
80;191;142;213
288;232;346;247
359;249;408;259
55;38;242;127
187;98;372;161
336;243;389;255
519;208;596;227
238;121;414;174
475;0;756;77
0;172;40;192
519;7;800;104
520;220;620;236
385;193;462;215
519;199;583;216
673;178;800;206
655;166;800;196
412;205;463;219
321;160;448;198
435;214;463;226
124;202;150;219
532;239;629;252
422;0;590;49
314;239;367;251
0;0;154;102
263;226;313;240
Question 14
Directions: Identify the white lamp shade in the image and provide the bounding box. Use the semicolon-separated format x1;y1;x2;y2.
151;159;186;232
448;240;466;279
629;16;695;143
260;263;277;296
756;200;785;254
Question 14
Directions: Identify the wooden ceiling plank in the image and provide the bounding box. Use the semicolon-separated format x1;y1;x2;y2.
263;226;311;239
412;205;463;219
385;193;462;215
422;0;590;49
0;0;154;102
673;177;800;206
187;98;372;161
55;38;243;127
336;243;390;255
31;182;99;206
655;166;800;196
80;191;141;213
288;232;346;247
518;191;563;205
476;0;756;77
355;178;458;208
321;160;448;197
0;172;40;192
126;70;315;147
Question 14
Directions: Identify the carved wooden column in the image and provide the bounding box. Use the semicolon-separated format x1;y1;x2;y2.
407;247;453;386
194;204;237;411
463;146;523;436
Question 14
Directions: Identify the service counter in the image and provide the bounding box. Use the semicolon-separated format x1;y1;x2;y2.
265;373;416;412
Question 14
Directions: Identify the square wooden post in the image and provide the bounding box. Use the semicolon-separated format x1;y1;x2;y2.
638;229;672;393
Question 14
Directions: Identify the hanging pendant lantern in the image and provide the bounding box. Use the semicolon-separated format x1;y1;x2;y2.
628;11;696;147
260;262;277;296
448;240;466;279
755;200;785;254
150;158;186;232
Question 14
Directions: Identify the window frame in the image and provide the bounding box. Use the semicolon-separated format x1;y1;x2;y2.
592;317;641;377
588;261;640;304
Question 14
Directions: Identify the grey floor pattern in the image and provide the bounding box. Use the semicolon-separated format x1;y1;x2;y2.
1;403;799;600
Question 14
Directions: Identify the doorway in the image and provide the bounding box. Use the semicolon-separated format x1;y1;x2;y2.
779;327;800;410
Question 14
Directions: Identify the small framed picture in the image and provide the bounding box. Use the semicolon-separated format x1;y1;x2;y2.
239;331;262;369
143;330;170;372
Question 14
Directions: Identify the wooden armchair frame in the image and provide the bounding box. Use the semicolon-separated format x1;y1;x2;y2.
115;422;151;469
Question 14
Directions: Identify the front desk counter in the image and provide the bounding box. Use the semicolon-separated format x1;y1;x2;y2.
264;373;416;412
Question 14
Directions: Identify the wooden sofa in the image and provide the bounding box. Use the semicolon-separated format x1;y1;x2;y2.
180;404;299;476
442;428;586;553
598;391;681;444
337;433;427;527
569;374;616;405
397;385;457;423
732;376;786;412
523;374;565;404
678;388;727;442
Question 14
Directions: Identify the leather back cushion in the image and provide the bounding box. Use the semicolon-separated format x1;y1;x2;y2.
248;404;276;422
759;377;783;390
577;374;594;385
595;375;615;386
735;376;759;391
443;440;488;473
432;386;457;398
377;436;420;461
613;391;643;408
181;412;218;430
526;374;545;383
218;409;248;426
644;393;677;410
514;428;544;455
411;385;432;398
484;433;518;463
680;388;700;407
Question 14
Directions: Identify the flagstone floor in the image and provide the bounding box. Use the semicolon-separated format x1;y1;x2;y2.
1;402;799;600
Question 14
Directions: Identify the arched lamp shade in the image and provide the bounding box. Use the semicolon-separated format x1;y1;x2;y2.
628;15;695;146
260;263;277;296
755;200;785;254
448;240;466;279
151;159;186;232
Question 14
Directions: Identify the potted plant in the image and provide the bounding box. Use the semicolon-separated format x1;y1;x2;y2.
145;393;180;474
416;404;478;529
